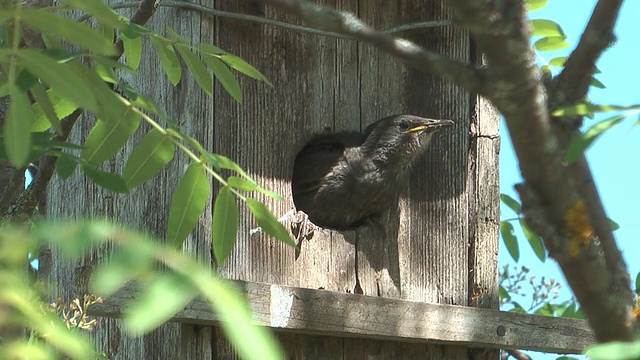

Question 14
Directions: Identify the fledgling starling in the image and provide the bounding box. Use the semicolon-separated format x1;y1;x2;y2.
292;115;453;230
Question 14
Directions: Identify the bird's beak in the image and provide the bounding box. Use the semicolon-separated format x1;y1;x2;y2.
404;119;454;134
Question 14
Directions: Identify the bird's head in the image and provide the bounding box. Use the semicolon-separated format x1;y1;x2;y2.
361;115;453;163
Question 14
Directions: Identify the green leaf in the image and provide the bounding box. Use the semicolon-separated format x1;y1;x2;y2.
585;341;640;360
174;43;213;96
122;23;150;38
609;218;620;231
590;76;606;89
200;52;242;103
530;19;565;38
4;89;35;167
635;272;640;296
207;152;255;182
82;165;129;193
178;263;284;360
17;50;99;113
500;221;519;262
246;198;295;247
212;185;239;264
228;176;259;192
82;111;141;165
560;301;577;319
30;82;62;134
39;221;115;258
527;0;548;11
553;103;640;116
498;285;510;301
167;163;211;248
59;0;123;29
534;36;570;51
31;89;79;132
198;43;227;55
500;194;521;214
520;218;546;262
219;54;271;85
55;153;79;179
566;115;625;163
122;33;142;70
123;129;176;188
124;273;198;334
150;35;181;86
549;56;567;68
91;241;155;296
21;9;116;55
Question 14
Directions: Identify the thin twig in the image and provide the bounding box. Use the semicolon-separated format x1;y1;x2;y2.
550;0;624;108
258;0;487;96
89;1;452;40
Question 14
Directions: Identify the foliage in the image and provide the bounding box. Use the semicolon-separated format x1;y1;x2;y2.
0;222;283;359
0;0;293;261
0;0;294;357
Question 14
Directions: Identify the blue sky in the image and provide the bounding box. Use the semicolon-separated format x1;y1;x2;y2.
499;1;640;358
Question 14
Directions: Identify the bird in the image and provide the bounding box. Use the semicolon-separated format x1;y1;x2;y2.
291;114;453;230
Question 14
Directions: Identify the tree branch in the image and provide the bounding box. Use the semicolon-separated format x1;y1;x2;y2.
447;0;635;342
257;0;487;96
114;0;159;56
550;0;623;108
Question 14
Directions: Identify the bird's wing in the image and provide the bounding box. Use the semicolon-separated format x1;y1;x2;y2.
292;132;362;196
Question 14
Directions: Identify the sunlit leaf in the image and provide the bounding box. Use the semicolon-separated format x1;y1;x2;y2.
534;36;570;51
171;261;284;360
38;221;115;258
500;221;519;262
549;56;567;68
500;194;521;214
124;273;198;334
207;152;254;182
31;89;79;132
527;0;548;11
566;115;625;163
121;33;142;70
530;19;565;38
21;9;116;55
553;103;640;116
246;198;295;247
149;35;182;86
219;53;271;85
174;43;213;96
4;89;35;167
30;82;62;134
82;111;140;165
91;241;155;296
167;163;211;248
123;129;176;188
227;176;258;192
200;52;242;103
212;185;239;264
635;272;640;296
585;341;640;360
520;218;546;262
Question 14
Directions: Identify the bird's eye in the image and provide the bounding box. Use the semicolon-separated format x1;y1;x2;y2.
398;122;410;131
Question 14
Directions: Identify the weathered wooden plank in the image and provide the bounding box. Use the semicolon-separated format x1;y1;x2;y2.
91;280;594;354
